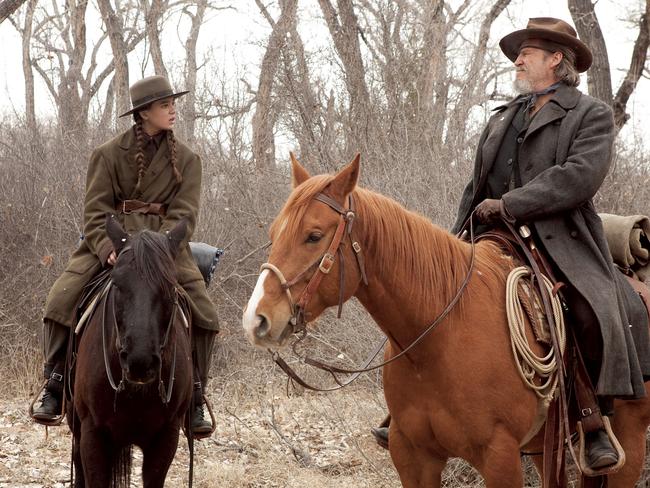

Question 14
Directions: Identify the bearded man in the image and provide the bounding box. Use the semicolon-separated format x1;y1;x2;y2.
373;17;650;472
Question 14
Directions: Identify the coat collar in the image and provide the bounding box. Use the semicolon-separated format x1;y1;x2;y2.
492;83;581;113
118;126;136;150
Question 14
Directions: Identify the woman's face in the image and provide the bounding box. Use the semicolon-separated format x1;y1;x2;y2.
140;97;176;133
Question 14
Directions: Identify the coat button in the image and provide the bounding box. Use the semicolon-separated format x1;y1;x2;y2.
507;158;513;165
517;137;523;143
570;230;578;238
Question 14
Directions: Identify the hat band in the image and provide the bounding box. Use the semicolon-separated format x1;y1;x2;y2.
521;39;572;55
131;89;175;109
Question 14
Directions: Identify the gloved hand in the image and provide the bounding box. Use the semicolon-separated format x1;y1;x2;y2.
475;198;502;224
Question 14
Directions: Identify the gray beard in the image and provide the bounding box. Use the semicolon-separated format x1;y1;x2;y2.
513;79;534;95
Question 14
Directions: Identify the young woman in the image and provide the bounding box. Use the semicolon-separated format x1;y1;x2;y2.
33;76;219;435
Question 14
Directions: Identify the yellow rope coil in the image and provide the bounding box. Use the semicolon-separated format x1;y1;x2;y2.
506;266;566;402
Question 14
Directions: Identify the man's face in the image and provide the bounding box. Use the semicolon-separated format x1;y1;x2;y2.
513;46;559;93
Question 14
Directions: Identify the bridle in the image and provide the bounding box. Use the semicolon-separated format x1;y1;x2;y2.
259;191;477;392
260;192;368;338
102;247;181;409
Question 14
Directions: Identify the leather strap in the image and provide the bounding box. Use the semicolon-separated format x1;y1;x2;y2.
117;199;167;216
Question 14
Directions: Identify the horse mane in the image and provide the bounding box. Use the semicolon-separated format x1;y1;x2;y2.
271;174;509;311
130;230;177;298
353;188;509;309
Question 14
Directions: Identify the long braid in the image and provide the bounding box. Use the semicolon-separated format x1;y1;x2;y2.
167;129;183;184
133;114;147;194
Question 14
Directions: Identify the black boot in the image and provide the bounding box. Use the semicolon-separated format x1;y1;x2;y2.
190;381;212;436
585;427;618;469
371;414;390;449
33;363;64;422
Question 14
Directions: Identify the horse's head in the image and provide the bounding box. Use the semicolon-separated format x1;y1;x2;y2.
106;214;187;384
243;154;366;350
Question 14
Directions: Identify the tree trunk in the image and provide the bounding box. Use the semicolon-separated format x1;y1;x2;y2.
57;0;89;138
252;0;298;170
568;0;613;104
180;0;207;144
143;0;168;78
0;0;26;23
21;0;36;133
612;0;650;130
98;0;131;129
317;0;371;152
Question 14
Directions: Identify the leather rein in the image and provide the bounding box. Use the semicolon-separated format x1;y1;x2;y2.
261;193;477;392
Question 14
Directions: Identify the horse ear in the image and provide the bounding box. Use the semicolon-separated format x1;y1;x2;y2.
105;214;128;254
290;152;311;188
329;153;360;201
166;218;188;259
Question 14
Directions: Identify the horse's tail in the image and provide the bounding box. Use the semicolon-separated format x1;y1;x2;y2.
111;445;132;488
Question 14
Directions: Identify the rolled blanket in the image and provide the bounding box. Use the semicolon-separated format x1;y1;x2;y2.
599;213;650;281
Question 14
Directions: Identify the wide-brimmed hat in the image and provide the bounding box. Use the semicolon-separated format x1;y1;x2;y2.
119;75;189;118
499;17;592;73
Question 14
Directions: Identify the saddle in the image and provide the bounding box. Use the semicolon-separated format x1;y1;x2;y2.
476;226;634;484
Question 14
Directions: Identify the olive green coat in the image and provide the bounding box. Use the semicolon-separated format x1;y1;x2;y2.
44;127;219;331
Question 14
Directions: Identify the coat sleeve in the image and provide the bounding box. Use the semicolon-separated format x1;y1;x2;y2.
501;101;615;222
159;153;201;245
83;149;116;265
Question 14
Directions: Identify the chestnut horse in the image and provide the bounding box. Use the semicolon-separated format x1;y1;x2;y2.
242;155;650;487
69;216;193;487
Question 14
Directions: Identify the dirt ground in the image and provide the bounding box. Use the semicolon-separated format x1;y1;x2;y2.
1;362;646;488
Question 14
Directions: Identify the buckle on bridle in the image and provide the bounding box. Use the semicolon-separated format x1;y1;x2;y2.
122;201;132;215
319;253;335;274
352;241;361;253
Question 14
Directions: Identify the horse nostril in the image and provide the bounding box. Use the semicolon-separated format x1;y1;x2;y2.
119;349;128;364
255;315;270;338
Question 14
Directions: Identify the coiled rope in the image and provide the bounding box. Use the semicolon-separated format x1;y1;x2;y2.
506;266;566;403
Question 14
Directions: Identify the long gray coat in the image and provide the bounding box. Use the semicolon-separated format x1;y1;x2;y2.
452;83;650;398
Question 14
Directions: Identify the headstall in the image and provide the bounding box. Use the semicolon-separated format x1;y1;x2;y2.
260;192;368;337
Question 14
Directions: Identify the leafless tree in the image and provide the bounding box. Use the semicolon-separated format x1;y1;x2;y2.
142;0;169;79
251;0;297;170
569;0;650;130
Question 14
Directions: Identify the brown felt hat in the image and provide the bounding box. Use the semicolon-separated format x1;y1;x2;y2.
119;75;189;118
499;17;592;73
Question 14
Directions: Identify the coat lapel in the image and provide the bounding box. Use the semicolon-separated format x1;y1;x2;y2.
136;135;169;195
525;84;580;141
479;103;519;183
525;103;565;140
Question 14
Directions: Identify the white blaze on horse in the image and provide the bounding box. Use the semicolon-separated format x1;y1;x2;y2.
242;154;650;487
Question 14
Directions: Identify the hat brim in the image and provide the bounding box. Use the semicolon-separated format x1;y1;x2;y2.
499;29;592;73
118;90;189;118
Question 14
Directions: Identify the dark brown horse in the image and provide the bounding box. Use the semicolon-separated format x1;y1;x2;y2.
242;155;650;487
68;215;193;488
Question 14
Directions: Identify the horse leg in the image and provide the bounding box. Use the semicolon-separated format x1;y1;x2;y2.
475;428;524;488
389;428;447;488
79;423;113;488
141;422;181;488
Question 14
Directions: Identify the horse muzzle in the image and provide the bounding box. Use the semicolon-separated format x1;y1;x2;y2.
243;312;294;350
120;349;161;385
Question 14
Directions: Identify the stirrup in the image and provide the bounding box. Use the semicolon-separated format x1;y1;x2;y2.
28;379;66;427
576;417;625;476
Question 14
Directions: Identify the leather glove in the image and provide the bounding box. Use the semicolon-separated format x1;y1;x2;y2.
475;198;502;224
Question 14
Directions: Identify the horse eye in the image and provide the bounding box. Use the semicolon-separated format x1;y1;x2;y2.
306;232;322;243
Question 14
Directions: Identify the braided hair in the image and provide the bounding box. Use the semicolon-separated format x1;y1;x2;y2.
132;110;183;193
133;112;148;195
